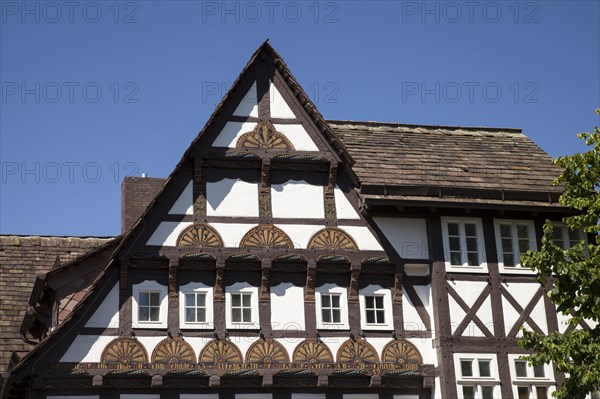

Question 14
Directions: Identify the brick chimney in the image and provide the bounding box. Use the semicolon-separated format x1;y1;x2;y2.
121;176;166;233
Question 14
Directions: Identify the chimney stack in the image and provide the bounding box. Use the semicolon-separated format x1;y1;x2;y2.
121;176;166;233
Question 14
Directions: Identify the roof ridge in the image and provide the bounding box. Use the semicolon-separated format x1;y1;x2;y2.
326;119;523;133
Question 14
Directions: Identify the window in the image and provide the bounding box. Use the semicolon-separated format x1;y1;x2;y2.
442;218;486;270
494;220;537;271
132;281;167;328
316;285;349;330
359;285;394;331
551;222;587;250
454;354;499;399
509;355;555;399
179;282;214;329
225;283;259;329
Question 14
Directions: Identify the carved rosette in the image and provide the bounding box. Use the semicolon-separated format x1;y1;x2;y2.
177;224;223;247
336;339;380;364
151;338;196;364
292;339;334;364
101;337;148;364
246;339;290;364
324;195;337;221
239;224;294;249
236;121;295;150
199;339;243;365
381;339;423;365
307;228;358;250
259;193;272;218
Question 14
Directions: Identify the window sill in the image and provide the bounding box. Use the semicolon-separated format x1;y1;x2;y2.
445;264;489;273
132;321;167;329
498;266;535;275
361;324;394;331
226;322;260;330
180;323;214;330
317;324;350;330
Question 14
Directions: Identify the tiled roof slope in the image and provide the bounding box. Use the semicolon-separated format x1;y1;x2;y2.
0;235;112;375
329;121;563;204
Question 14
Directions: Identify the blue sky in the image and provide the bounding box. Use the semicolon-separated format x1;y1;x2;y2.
1;1;599;236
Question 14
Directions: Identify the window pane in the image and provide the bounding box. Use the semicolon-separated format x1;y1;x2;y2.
332;295;340;308
449;237;461;251
502;237;513;252
242;293;251;307
461;359;473;377
366;309;375;324
450;251;462;265
479;360;491;377
139;293;149;306
232;308;241;322
504;253;515;267
515;360;527;377
150;292;160;306
365;296;374;308
332;309;341;323
197;293;206;306
500;224;512;238
322;309;331;323
232;294;241;307
464;223;476;237
518;386;529;399
322;295;330;307
150;307;160;321
185;308;195;322
533;364;545;378
139;307;149;321
376;310;385;323
462;386;475;399
518;238;530;254
517;224;529;239
448;223;459;236
243;308;251;322
185;293;194;307
466;237;477;252
467;252;479;266
375;296;384;308
536;386;548;399
481;386;494;399
197;308;206;322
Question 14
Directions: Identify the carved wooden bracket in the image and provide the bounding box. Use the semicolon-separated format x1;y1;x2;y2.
259;158;272;219
168;259;178;297
193;157;206;217
305;259;316;302
260;259;271;302
349;263;360;303
214;261;225;301
393;271;403;305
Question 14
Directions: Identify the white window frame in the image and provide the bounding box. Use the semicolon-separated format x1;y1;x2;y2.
551;222;588;251
132;281;168;329
359;285;393;331
508;354;555;399
225;283;259;329
453;353;500;399
494;219;537;274
315;284;349;330
441;217;487;272
179;282;214;330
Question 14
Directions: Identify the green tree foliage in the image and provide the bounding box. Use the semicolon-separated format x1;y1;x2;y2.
520;109;600;399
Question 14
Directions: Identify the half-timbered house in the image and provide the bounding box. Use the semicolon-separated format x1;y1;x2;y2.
1;41;590;399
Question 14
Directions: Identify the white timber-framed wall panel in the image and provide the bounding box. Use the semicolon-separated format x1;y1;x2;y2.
501;282;548;336
84;282;119;328
60;335;117;362
270;282;305;331
233;81;259;117
372;217;429;259
269;80;295;119
213;121;257;147
271;180;324;219
447;280;493;337
334;186;361;219
169;180;193;215
207;179;259;217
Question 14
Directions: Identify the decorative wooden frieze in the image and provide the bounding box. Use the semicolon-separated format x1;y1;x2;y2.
239;224;294;249
101;337;148;364
236;120;294;150
324;194;337;222
307;228;358;250
193;158;206;217
246;338;290;364
381;339;423;365
336;339;380;363
259;158;272;219
292;339;334;363
305;259;316;302
199;339;243;365
177;224;223;248
151;338;196;364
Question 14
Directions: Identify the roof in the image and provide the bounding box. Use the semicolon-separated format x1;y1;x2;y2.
0;235;113;376
329;120;564;207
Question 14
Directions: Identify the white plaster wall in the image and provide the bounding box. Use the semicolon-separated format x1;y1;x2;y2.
270;282;305;331
319;336;346;360
207;179;259;217
273;224;322;248
334;187;361;219
271;180;324;219
503;282;546;335
339;226;383;251
407;337;437;366
184;336;212;357
274;337;302;361
269;80;295;119
60;335;117;362
136;336;165;357
373;217;429;259
168;180;193;215
233;82;259;117
146;221;192;246
273;124;319;151
209;223;257;248
213;122;257;147
85;283;119;328
403;287;429;332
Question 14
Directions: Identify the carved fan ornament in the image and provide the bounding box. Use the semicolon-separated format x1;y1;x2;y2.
246;339;290;364
199;339;243;364
381;339;423;365
151;338;196;364
292;339;334;364
308;228;358;250
236;121;295;150
239;224;294;249
336;339;380;363
101;337;148;363
177;224;223;248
